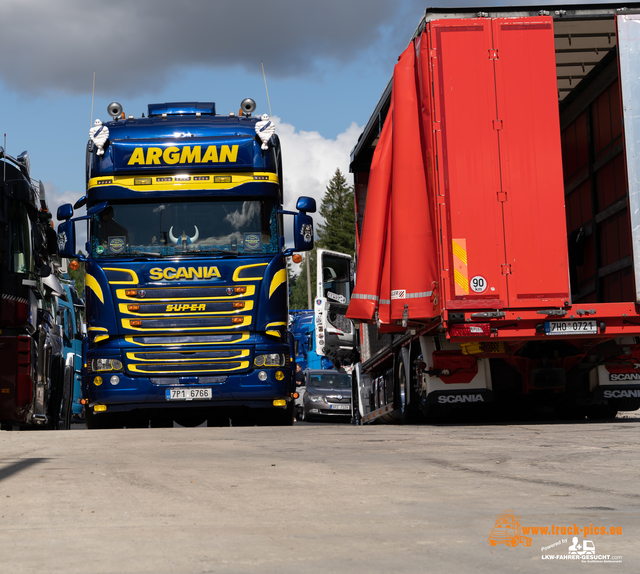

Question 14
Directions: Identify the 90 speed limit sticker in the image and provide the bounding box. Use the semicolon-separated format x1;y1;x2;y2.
470;276;488;293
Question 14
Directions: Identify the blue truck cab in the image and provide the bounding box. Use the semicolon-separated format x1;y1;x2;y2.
56;273;84;418
57;100;314;427
289;309;332;371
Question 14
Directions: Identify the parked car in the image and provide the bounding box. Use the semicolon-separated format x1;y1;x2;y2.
301;370;351;421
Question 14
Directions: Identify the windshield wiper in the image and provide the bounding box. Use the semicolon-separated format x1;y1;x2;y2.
129;250;166;258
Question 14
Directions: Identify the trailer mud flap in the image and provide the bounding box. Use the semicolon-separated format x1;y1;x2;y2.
428;389;494;405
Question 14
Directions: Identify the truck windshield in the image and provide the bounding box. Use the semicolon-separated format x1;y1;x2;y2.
91;197;279;257
307;373;351;389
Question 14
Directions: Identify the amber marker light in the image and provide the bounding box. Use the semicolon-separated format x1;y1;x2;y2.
127;305;140;311
69;260;80;271
94;404;107;412
234;287;247;294
231;317;244;324
275;371;284;381
233;302;245;309
130;320;142;327
272;399;286;407
126;289;138;297
291;254;302;264
292;392;299;399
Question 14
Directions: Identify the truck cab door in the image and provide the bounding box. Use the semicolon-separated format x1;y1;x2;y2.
315;249;356;366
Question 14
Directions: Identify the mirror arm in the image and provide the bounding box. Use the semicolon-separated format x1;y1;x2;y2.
278;209;298;216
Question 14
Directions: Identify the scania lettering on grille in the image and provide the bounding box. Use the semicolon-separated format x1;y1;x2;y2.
166;304;206;312
149;267;221;281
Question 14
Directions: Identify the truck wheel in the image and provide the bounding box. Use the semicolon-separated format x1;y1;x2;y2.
508;537;519;547
57;364;73;430
586;405;618;420
261;402;294;426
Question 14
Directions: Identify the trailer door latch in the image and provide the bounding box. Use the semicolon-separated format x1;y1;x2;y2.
501;264;511;275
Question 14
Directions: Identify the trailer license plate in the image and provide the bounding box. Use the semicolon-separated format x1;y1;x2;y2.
330;404;350;410
165;388;212;401
545;320;597;335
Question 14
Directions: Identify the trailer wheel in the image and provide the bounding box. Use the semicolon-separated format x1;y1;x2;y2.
586;405;618;420
396;356;420;424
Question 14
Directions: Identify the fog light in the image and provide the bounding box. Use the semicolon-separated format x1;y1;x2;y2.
94;404;107;412
309;408;319;414
258;371;267;381
273;399;287;407
275;371;284;380
110;375;120;385
94;376;103;386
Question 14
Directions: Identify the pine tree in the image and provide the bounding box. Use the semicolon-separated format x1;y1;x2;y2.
316;168;355;256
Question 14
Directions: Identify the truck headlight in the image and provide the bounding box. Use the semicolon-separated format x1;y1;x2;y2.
254;353;285;367
91;358;123;372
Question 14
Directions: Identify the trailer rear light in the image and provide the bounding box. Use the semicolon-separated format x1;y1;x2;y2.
128;305;140;311
234;287;246;294
449;323;491;337
231;317;244;324
232;302;245;308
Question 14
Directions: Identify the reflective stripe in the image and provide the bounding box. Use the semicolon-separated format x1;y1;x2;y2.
352;293;379;301
453;238;469;295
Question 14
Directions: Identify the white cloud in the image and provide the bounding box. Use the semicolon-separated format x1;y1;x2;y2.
275;115;361;246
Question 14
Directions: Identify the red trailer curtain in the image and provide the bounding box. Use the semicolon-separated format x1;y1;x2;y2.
347;35;439;325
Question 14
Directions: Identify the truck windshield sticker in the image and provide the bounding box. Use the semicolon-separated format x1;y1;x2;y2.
108;236;126;254
244;233;262;251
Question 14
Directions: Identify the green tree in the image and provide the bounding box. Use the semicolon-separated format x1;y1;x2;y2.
316;168;355;256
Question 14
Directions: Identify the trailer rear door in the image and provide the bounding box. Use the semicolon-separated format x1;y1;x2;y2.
433;16;570;311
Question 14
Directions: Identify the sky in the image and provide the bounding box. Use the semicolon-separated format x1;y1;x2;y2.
1;0;611;250
0;0;430;250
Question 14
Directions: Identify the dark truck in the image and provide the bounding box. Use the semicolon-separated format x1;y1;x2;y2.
0;147;72;429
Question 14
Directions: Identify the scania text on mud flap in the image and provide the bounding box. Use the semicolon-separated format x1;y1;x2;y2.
57;100;315;428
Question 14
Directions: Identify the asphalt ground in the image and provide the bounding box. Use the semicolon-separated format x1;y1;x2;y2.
1;414;638;573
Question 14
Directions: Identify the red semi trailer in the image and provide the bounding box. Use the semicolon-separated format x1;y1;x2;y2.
343;4;640;423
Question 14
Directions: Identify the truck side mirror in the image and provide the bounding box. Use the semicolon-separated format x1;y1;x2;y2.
57;203;73;221
57;220;85;261
294;212;314;252
296;196;316;213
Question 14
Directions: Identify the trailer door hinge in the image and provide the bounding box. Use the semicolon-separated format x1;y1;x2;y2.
501;264;511;275
430;49;437;58
489;49;499;60
493;120;503;131
497;191;507;202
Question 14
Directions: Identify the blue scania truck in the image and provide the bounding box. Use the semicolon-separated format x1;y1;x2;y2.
57;100;315;428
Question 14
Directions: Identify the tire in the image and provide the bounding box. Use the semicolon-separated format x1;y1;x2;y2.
586;405;618;420
508;537;519;547
396;355;420;424
261;402;295;426
85;406;126;429
57;364;73;430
